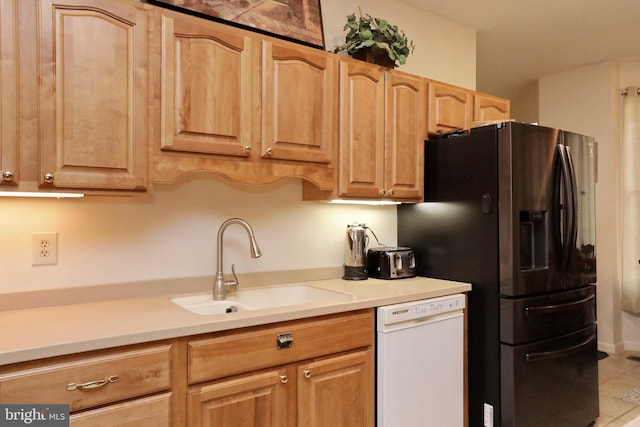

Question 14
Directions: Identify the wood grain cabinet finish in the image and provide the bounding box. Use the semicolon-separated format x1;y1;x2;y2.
38;0;150;192
297;350;374;427
187;368;293;427
152;9;336;190
383;71;426;200
0;343;172;426
186;310;375;427
427;80;474;133
260;40;335;165
474;92;511;122
157;10;254;158
303;60;425;202
0;0;18;187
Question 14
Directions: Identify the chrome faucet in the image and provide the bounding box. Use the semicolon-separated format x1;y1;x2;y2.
214;218;262;300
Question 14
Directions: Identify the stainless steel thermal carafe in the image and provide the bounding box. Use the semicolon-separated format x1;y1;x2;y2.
343;223;368;280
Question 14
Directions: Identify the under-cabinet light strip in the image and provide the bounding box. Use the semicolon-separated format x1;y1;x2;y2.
0;191;84;198
328;199;400;206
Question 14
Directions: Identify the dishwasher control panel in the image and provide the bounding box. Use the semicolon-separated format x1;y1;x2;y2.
378;294;466;327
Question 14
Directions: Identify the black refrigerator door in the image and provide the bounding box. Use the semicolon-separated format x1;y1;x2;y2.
500;324;599;427
500;285;596;345
562;131;597;288
498;123;598;297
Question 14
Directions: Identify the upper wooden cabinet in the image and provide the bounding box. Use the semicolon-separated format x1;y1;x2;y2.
336;59;386;199
261;40;335;164
38;0;150;192
152;9;336;190
0;0;18;187
427;80;474;133
474;92;511;122
158;11;254;158
384;71;426;200
303;60;425;202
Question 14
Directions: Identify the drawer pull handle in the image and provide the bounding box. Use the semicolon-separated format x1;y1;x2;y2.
303;369;312;379
66;375;119;391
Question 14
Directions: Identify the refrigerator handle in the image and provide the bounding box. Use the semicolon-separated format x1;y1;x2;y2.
524;333;595;362
557;145;578;274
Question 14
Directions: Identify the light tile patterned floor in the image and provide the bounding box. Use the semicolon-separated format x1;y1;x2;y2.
596;351;640;426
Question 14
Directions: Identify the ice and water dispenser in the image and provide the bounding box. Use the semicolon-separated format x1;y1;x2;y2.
519;210;548;271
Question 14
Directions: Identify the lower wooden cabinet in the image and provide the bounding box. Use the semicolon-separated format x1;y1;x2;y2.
187;367;293;426
186;309;375;427
187;349;373;427
0;310;374;427
297;350;374;427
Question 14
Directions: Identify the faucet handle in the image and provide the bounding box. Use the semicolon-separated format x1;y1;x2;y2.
225;264;240;292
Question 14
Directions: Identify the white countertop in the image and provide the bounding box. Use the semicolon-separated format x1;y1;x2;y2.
0;275;470;366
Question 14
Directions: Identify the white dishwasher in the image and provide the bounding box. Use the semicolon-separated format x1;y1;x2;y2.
377;294;465;427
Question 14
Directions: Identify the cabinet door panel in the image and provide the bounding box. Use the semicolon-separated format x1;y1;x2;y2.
428;80;473;132
39;0;149;191
160;12;253;157
474;92;511;122
337;60;385;198
262;42;334;164
385;72;425;199
187;368;292;427
297;350;374;427
0;0;18;186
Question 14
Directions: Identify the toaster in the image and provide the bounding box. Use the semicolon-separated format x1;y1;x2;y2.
367;247;416;279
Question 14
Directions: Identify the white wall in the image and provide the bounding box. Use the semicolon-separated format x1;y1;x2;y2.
0;0;477;294
539;61;629;352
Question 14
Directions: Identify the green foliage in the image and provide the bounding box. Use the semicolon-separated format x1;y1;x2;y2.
333;12;415;66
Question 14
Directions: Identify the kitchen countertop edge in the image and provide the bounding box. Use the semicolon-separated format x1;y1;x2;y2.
0;276;470;366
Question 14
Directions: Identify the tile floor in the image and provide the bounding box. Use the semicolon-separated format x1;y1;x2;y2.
596;351;640;426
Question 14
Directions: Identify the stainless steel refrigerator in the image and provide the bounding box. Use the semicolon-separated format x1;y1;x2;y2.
397;122;598;426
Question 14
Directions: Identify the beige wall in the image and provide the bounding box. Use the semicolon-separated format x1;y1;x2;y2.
0;0;476;294
321;0;476;89
538;60;640;352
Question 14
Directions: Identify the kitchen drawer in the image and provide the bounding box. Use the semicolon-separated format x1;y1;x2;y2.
0;344;172;411
188;309;374;384
70;393;171;427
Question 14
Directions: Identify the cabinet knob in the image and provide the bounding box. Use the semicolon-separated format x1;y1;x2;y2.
280;374;288;384
44;173;55;183
265;147;274;156
303;369;312;379
379;189;386;196
388;189;395;196
2;170;14;182
244;145;252;153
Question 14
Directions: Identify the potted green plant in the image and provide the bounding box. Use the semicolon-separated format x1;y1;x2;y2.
333;10;415;68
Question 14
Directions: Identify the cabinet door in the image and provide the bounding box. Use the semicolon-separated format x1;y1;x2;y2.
261;41;335;164
0;0;18;186
187;368;293;427
427;80;473;133
384;71;425;200
39;0;149;191
337;60;385;198
474;92;511;122
159;11;253;157
297;350;374;427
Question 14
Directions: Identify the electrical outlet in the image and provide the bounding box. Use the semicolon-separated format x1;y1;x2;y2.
484;403;494;426
32;232;58;266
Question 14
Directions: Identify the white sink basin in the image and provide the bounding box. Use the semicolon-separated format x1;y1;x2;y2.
171;285;354;315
